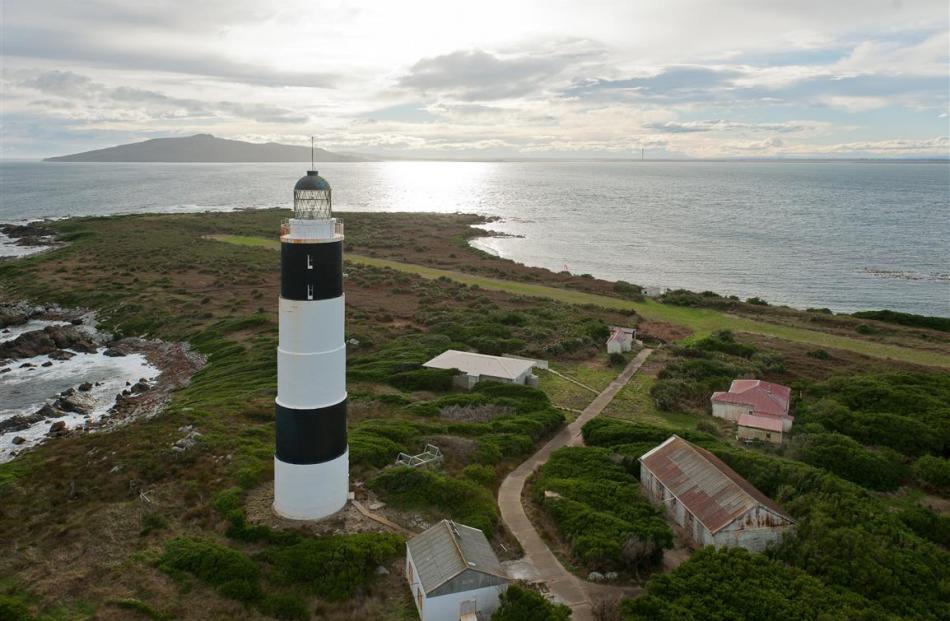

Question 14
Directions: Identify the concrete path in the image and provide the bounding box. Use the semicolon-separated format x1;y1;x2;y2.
498;349;653;621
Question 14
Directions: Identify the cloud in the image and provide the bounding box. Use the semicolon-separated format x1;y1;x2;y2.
564;66;743;101
20;70;307;124
644;120;818;133
4;27;338;88
398;48;596;100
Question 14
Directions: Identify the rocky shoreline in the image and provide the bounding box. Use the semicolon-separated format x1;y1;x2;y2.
0;222;60;260
0;301;206;462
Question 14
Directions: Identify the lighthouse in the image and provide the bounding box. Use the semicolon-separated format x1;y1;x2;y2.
273;169;348;520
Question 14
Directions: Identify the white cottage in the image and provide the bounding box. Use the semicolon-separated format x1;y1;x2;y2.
405;520;510;621
423;350;538;390
606;326;636;354
639;436;794;552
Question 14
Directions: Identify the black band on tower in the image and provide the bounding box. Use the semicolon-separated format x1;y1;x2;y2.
275;399;347;464
280;240;343;301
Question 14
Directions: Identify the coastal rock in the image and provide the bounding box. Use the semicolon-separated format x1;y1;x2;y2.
103;348;127;357
61;387;76;397
55;393;95;415
0;325;97;360
11;436;25;445
48;421;67;436
0;413;44;434
0;222;56;247
0;368;9;373
587;571;605;582
19;362;34;368
171;428;202;452
41;361;53;367
78;382;93;392
48;349;75;361
36;404;60;418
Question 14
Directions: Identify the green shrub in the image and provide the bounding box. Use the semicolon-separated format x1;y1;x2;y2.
159;537;262;603
608;352;627;367
799;373;950;457
266;533;402;601
389;368;457;392
259;594;309;621
462;464;497;486
790;433;906;491
0;595;32;621
621;547;884;621
369;467;499;534
897;505;950;546
693;330;757;358
913;455;950;490
492;585;571;621
582;418;716;448
807;349;831;360
109;598;171;620
852;309;950;332
855;323;873;334
533;447;672;572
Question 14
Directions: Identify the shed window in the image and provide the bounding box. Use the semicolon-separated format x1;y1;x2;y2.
307;284;314;300
307;254;313;270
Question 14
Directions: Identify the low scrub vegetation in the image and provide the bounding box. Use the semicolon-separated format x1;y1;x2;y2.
368;466;499;533
530;447;672;575
851;309;950;332
622;547;887;620
587;417;950;619
648;331;782;412
491;585;571;621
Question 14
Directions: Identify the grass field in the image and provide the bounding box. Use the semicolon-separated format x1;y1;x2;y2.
211;234;950;368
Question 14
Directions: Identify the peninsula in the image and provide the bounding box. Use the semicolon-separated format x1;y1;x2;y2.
44;134;362;163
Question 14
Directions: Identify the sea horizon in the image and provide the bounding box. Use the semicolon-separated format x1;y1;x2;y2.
2;159;948;317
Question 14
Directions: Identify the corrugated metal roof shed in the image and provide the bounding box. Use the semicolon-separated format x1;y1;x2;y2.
407;520;507;595
423;350;534;380
640;436;793;533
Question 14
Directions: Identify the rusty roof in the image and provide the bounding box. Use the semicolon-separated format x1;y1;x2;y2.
738;413;785;433
711;379;791;417
639;436;793;533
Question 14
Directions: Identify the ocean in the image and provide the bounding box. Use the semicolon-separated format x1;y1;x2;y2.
1;160;947;316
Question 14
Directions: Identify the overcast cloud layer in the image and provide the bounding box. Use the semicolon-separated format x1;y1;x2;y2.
1;0;948;158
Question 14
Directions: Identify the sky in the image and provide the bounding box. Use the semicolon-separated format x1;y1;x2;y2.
1;0;948;159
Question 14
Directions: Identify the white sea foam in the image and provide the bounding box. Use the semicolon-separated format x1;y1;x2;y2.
0;319;71;343
0;348;159;463
0;231;51;259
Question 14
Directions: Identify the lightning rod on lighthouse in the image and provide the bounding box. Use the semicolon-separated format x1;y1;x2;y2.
273;166;348;520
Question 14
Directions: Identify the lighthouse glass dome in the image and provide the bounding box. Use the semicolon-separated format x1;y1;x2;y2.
293;171;332;220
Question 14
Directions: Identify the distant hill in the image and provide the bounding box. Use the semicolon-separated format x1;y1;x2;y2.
45;134;363;163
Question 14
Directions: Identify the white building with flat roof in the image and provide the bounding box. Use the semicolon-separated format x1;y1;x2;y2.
423;350;538;389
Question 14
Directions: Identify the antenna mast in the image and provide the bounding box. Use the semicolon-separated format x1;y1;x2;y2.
311;136;315;169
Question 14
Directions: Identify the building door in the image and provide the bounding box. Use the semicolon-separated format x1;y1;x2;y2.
460;599;477;618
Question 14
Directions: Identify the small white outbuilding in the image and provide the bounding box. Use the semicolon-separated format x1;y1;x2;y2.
606;326;636;354
406;520;510;621
423;350;538;390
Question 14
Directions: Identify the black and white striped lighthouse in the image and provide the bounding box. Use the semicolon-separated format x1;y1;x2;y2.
273;169;348;520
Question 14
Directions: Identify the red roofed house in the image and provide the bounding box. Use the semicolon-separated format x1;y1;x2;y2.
711;379;793;444
639;436;795;552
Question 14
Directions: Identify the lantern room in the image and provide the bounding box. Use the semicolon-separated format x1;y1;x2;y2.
293;170;332;220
